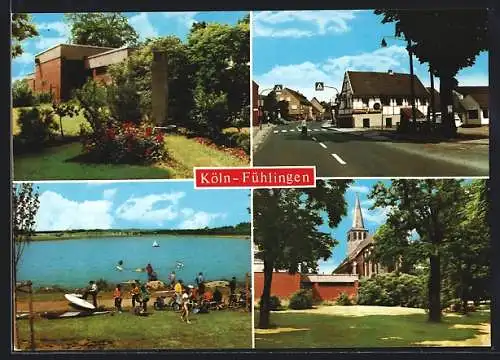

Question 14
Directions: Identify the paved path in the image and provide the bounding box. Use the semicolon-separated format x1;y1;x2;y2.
253;121;488;177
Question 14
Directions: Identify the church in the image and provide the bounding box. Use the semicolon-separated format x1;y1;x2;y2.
332;194;387;277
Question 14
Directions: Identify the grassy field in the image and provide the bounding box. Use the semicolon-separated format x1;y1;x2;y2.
12;107;250;180
17;308;251;350
254;307;490;348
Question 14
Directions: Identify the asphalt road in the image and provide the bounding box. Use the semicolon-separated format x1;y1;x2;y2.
253;121;488;177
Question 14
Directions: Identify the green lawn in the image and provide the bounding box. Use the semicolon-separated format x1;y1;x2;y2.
14;142;172;180
254;310;490;348
13;107;249;180
18;309;251;350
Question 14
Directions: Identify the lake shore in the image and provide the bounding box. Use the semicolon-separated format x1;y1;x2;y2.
32;232;250;241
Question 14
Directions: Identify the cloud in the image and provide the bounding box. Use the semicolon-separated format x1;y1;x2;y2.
162;12;198;28
129;12;158;40
12;52;33;65
253;10;360;38
115;192;185;224
178;210;226;230
347;185;370;194
33;37;67;50
35;191;114;231
37;21;70;37
103;189;117;200
253;45;408;101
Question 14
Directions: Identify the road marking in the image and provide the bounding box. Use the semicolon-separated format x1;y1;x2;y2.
332;153;346;165
312;137;317;141
321;128;327;132
273;130;279;134
319;142;327;149
290;129;295;132
281;130;287;133
313;128;319;132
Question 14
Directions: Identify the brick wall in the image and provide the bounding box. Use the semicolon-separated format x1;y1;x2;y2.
35;58;62;102
310;281;359;301
254;272;301;300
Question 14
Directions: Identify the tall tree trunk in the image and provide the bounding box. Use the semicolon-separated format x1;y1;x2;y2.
407;39;417;128
428;254;442;322
429;65;436;125
439;73;457;139
258;260;274;329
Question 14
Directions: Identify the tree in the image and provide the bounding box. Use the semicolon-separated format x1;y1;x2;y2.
254;180;352;328
65;13;139;48
107;36;194;126
441;179;490;313
188;17;250;133
12;14;39;58
374;10;488;138
369;179;464;322
12;183;40;276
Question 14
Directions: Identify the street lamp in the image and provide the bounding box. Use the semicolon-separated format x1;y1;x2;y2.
381;35;417;127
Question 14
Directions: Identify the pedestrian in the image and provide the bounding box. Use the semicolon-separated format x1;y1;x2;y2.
130;281;141;308
146;263;154;281
140;283;150;313
174;280;183;304
113;284;123;313
82;280;99;308
180;287;192;324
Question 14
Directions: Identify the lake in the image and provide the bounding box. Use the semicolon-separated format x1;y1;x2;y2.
17;236;251;288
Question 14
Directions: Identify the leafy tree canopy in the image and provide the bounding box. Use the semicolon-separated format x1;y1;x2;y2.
12;14;39;57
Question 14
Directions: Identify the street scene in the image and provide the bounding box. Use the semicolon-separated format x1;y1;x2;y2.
252;10;489;177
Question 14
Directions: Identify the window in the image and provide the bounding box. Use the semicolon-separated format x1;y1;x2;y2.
396;98;403;106
381;96;390;106
362;98;369;107
363;118;370;128
385;118;392;128
483;109;489;118
95;67;107;76
286;97;291;102
468;110;479;119
291;105;298;110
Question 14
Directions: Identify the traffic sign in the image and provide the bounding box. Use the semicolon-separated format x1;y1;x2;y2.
315;82;324;91
274;84;283;92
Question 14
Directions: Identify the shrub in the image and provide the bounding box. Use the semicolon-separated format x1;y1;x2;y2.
260;295;282;311
107;81;143;125
80;121;167;164
191;89;230;138
35;91;54;104
73;80;109;135
225;131;250;154
12;79;35;107
17;107;58;148
357;273;426;308
289;289;313;310
336;292;352;306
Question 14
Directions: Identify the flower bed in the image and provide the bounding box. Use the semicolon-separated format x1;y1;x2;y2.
80;121;167;164
194;137;250;162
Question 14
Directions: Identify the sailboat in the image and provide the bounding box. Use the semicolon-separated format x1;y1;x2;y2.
152;241;160;248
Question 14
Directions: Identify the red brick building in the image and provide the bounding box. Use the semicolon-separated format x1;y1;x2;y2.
26;43;134;103
252;81;260;126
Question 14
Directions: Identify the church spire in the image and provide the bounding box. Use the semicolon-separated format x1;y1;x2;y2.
352;193;365;229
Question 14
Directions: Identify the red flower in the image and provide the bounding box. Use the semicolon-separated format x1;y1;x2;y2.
145;127;153;137
106;128;116;140
155;133;164;142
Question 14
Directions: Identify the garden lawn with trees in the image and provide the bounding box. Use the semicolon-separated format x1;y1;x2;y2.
12;13;250;180
253;179;491;348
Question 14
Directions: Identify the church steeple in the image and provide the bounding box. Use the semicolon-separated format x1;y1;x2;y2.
352;193;365;229
347;193;369;257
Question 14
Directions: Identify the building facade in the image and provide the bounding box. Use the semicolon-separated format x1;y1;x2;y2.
276;87;313;120
337;70;430;128
454;86;489;125
310;97;325;121
25;43;134;103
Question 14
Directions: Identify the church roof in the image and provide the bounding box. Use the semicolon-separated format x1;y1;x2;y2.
352;193;365;229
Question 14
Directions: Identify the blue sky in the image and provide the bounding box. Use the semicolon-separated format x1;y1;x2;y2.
316;179;390;274
253;10;489;102
12;11;248;81
26;181;250;231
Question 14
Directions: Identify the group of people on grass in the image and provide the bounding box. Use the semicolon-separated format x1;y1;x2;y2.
81;266;241;324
